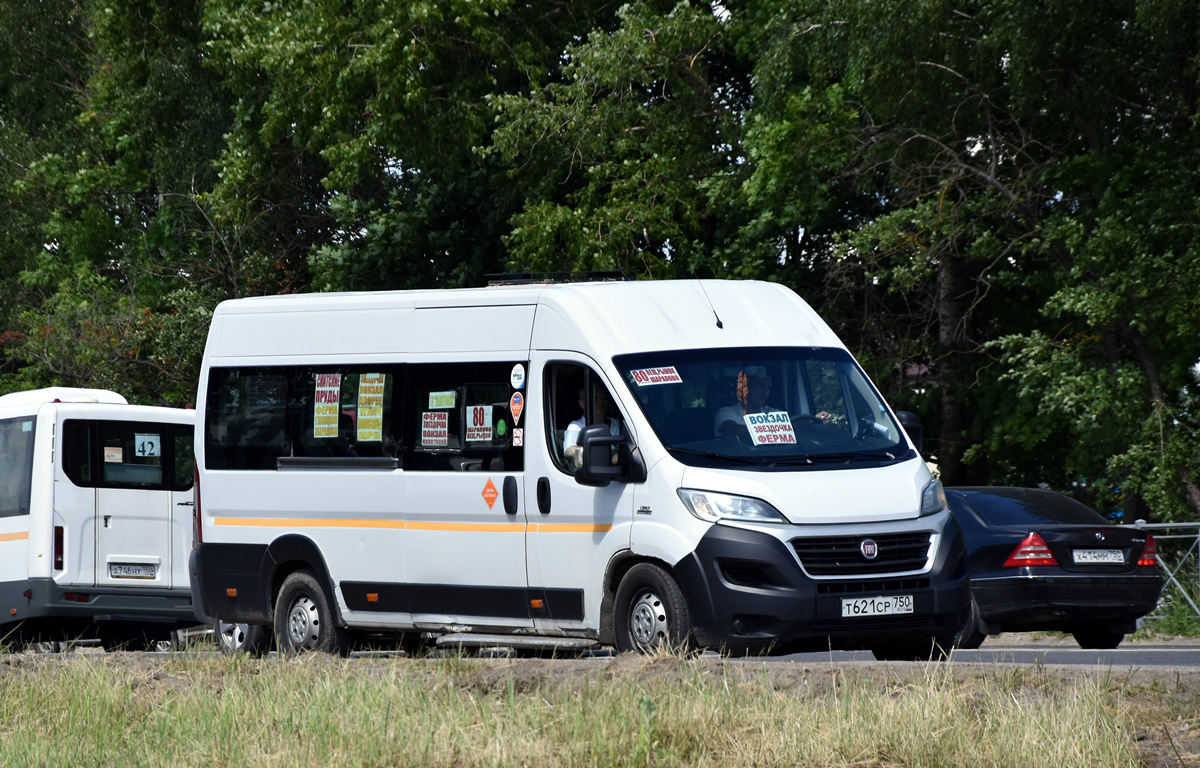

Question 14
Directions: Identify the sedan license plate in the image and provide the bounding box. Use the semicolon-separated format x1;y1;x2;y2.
842;595;914;618
1072;549;1124;565
109;563;156;579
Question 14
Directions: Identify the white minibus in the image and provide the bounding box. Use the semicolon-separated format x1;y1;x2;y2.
190;280;968;658
0;387;197;650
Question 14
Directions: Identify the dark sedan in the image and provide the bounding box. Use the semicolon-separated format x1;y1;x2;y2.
947;487;1163;649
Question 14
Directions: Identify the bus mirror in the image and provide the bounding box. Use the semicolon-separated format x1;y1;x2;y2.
573;424;622;488
896;411;923;453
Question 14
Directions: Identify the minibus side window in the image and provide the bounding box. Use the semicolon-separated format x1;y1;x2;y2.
0;417;36;517
62;419;94;487
292;367;403;460
402;362;525;472
545;363;625;474
205;367;291;470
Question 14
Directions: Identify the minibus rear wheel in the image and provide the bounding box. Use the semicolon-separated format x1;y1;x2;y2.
614;563;692;654
274;569;350;657
216;620;272;657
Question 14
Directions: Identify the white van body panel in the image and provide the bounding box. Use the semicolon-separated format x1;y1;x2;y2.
678;461;932;526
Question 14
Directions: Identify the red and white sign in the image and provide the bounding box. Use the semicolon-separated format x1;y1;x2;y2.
512;428;523;447
421;411;448;446
509;392;524;423
465;405;493;442
744;412;797;445
313;373;342;438
356;373;385;442
630;366;682;386
481;478;499;509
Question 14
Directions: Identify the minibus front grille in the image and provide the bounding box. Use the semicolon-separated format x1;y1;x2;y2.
816;577;931;595
791;532;931;576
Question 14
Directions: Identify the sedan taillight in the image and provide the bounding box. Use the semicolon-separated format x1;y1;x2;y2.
1003;532;1058;567
1137;534;1158;567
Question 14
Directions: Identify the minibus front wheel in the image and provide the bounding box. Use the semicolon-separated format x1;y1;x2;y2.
274;570;350;657
613;563;693;654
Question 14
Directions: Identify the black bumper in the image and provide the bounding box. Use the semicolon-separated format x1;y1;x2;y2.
972;572;1163;633
674;520;970;653
0;578;195;637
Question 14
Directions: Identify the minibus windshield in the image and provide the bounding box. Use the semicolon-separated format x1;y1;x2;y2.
614;347;911;469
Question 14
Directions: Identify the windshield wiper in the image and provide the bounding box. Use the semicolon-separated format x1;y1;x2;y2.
769;450;897;466
666;447;757;465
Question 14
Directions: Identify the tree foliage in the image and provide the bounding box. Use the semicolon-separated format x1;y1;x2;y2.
0;0;1197;518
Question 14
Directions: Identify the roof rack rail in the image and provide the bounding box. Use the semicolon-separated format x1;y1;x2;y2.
486;271;632;286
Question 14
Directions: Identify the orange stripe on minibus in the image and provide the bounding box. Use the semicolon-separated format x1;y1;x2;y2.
212;519;607;534
0;531;29;542
405;521;526;533
214;518;405;530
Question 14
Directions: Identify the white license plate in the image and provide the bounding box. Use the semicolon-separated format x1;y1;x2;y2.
841;595;914;618
1072;549;1124;565
109;563;156;579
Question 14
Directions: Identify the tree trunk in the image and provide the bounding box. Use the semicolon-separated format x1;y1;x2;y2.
936;249;974;484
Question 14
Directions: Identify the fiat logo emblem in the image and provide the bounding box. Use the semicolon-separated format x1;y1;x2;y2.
860;539;878;560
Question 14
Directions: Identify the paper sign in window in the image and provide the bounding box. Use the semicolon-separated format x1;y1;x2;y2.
357;373;385;442
465;405;493;442
104;447;123;463
630;366;682;386
744;412;797;445
313;373;342;438
134;433;162;457
421;411;449;447
428;391;456;409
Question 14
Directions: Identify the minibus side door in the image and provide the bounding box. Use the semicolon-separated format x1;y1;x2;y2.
401;361;532;629
524;356;635;633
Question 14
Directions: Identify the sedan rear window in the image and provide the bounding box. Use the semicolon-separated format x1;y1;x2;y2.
956;489;1109;526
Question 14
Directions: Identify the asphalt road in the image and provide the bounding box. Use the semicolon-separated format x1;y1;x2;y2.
775;636;1200;667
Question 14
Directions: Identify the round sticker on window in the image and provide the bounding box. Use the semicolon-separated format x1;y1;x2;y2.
497;419;508;437
510;364;526;390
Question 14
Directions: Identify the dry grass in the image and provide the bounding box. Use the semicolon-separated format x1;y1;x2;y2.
0;649;1189;767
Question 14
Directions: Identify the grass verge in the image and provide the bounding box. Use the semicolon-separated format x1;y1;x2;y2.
0;650;1190;767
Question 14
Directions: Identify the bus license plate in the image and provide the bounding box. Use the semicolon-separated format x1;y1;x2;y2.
842;595;914;618
1072;549;1124;565
109;564;156;579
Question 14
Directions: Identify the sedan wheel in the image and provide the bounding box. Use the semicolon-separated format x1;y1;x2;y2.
1072;626;1124;649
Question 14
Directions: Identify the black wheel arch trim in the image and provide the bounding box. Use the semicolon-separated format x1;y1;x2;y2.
264;534;344;627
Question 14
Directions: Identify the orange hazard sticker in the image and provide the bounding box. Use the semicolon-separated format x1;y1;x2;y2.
482;478;499;509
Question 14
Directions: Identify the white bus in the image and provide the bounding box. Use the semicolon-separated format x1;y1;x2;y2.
190;280;969;658
0;388;197;650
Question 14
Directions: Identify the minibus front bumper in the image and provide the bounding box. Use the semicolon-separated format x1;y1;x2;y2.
673;517;970;653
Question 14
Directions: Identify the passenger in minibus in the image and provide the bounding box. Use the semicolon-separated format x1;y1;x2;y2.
564;384;622;467
713;367;780;438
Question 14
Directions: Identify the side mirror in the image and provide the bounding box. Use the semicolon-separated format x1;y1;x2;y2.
895;411;923;454
573;424;622;488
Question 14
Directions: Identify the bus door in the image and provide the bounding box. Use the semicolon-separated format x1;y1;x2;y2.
524;356;635;633
94;422;175;589
401;362;532;629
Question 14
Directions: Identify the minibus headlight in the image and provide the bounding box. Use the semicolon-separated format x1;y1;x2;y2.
920;479;947;517
678;489;787;524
